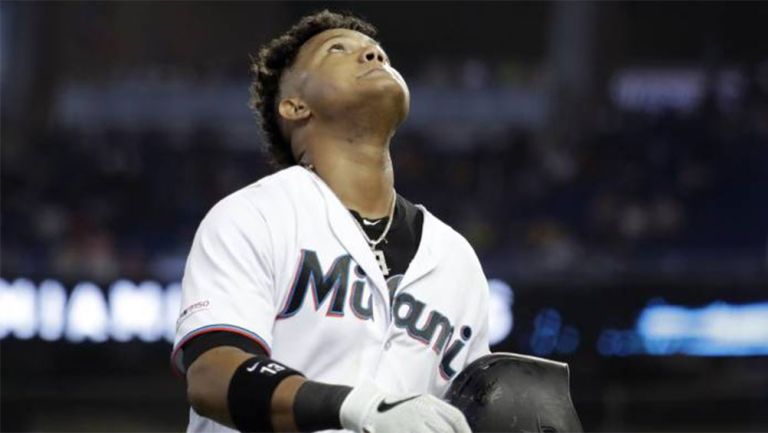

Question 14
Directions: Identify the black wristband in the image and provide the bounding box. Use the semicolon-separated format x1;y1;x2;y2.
228;356;303;433
293;381;353;432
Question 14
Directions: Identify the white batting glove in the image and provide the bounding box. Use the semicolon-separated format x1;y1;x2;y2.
339;381;471;433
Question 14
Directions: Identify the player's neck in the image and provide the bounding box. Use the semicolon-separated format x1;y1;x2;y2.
300;127;395;219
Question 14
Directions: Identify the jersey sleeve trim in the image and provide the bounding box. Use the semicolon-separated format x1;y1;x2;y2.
170;324;272;377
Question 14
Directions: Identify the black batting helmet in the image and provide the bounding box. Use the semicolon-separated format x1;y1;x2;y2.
446;353;583;433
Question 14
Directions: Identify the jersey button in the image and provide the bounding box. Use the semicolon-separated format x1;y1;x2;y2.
384;341;392;350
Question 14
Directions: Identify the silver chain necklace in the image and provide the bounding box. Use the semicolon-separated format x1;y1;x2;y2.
351;191;396;276
352;191;396;248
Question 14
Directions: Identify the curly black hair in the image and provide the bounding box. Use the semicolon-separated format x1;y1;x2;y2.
250;10;378;168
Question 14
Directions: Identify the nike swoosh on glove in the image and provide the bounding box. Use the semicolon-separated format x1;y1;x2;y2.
339;380;471;433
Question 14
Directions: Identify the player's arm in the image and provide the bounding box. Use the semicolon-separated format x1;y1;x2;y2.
186;346;308;431
185;340;471;433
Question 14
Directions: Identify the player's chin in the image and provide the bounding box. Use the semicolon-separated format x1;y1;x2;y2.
361;84;409;123
389;86;410;125
360;77;409;104
393;91;411;125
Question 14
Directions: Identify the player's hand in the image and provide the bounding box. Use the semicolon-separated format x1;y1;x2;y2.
339;380;471;433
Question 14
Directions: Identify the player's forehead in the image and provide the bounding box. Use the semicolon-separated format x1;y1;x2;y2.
297;28;380;59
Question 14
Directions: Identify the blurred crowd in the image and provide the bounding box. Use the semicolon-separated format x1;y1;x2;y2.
3;64;767;285
396;82;768;280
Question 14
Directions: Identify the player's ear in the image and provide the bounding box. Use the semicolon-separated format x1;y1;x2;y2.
278;98;311;122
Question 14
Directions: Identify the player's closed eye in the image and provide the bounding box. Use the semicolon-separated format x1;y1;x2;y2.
328;43;347;53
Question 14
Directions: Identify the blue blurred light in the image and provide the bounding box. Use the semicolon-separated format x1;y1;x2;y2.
636;300;768;356
530;308;562;356
596;329;620;356
555;325;580;354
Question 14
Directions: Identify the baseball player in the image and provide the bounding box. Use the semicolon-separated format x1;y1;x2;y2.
172;10;490;433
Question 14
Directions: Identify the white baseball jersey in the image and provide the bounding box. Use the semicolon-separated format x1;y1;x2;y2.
172;165;490;433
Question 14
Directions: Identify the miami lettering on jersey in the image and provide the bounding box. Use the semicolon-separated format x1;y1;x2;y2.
276;249;471;379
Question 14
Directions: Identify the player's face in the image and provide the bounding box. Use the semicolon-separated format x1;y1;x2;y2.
287;28;410;124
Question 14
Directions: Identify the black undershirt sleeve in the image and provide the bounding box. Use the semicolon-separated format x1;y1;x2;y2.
181;331;268;371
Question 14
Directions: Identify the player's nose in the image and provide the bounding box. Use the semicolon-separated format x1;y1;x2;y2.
359;44;387;65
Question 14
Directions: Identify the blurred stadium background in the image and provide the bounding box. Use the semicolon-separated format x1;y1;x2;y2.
2;1;767;431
